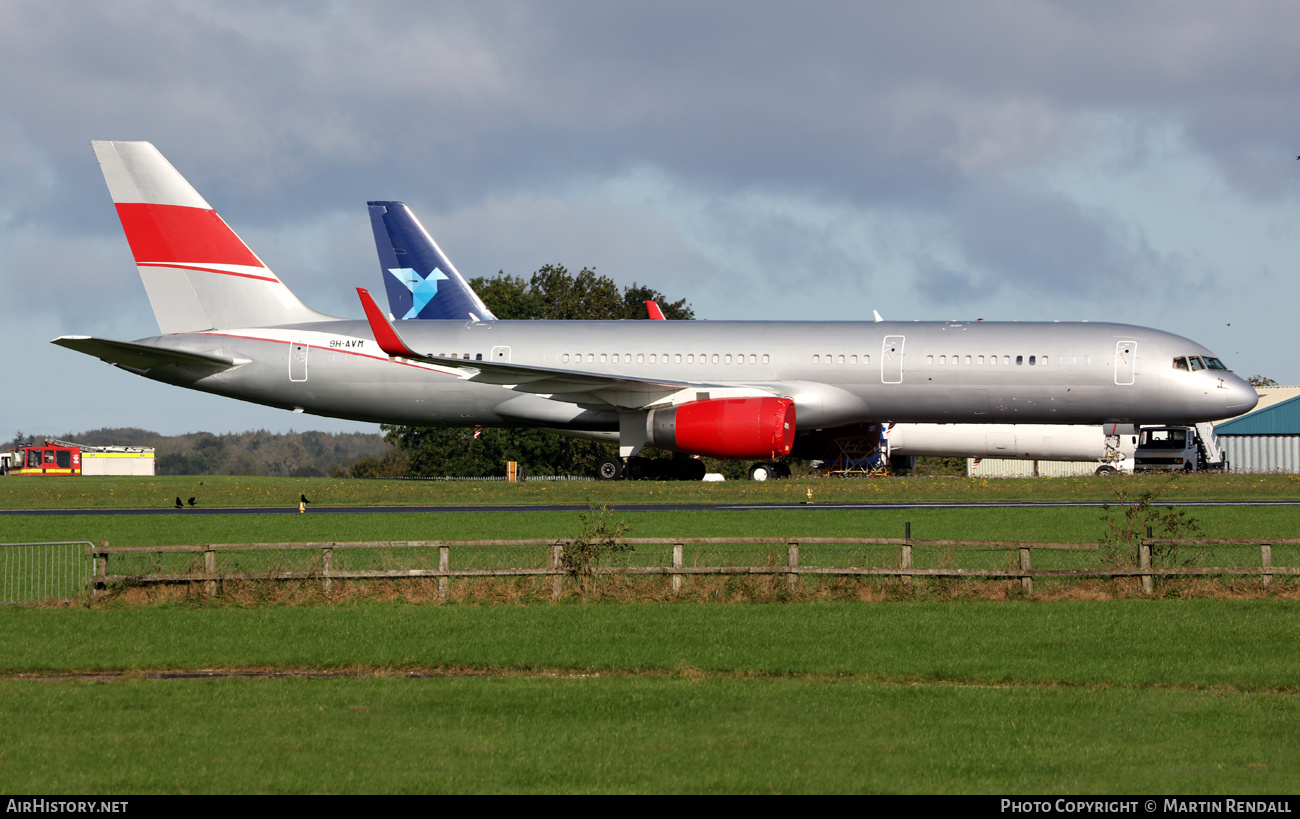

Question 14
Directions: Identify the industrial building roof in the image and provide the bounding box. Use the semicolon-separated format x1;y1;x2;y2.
1215;392;1300;435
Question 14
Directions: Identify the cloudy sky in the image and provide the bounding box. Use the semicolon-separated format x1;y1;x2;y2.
3;0;1299;438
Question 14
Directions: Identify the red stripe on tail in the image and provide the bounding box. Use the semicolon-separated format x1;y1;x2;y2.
114;203;263;267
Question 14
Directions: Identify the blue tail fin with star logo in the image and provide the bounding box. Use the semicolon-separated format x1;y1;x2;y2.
367;201;496;321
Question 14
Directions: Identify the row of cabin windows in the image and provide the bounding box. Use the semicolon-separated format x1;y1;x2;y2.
923;354;1050;366
560;353;772;365
810;355;873;365
436;350;1094;369
810;354;1094;367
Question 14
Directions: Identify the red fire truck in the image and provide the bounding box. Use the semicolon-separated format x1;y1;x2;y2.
9;442;82;476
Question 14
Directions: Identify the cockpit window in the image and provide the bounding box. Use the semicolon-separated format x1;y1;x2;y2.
1176;355;1228;372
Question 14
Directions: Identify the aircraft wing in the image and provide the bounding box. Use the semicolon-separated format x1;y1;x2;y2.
356;288;772;408
52;335;243;374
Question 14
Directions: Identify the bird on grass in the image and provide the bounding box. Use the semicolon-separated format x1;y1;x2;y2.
187;497;196;507
174;497;183;509
300;494;311;504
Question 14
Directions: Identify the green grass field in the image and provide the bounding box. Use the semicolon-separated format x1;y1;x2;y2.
2;470;1299;509
2;476;1298;793
2;602;1299;794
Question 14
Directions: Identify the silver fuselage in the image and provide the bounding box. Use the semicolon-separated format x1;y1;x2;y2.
129;317;1258;437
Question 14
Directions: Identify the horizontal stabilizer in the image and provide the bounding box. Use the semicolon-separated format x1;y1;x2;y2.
52;335;241;373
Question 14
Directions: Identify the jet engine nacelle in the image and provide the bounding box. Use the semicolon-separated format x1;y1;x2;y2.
648;397;796;460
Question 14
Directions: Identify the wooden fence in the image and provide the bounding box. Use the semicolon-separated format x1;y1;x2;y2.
86;536;1300;599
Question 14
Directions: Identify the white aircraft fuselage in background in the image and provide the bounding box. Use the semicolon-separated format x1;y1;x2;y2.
55;142;1258;468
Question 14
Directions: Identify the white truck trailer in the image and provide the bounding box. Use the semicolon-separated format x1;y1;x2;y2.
885;423;1138;475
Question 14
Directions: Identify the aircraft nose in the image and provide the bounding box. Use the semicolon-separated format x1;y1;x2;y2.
1224;376;1259;414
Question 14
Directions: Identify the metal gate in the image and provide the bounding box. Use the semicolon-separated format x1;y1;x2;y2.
2;542;94;603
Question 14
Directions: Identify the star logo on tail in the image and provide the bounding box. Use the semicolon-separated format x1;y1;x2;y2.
388;267;450;319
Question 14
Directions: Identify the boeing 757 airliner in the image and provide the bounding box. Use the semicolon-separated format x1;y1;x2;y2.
55;141;1257;480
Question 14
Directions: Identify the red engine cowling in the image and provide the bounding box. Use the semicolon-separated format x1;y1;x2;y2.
649;397;796;460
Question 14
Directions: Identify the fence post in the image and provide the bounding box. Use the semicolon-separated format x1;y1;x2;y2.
322;545;333;596
203;546;216;599
787;541;800;594
438;545;449;601
901;522;913;586
672;542;684;596
551;543;564;600
1261;542;1273;589
94;540;108;597
1140;526;1153;595
1019;546;1032;596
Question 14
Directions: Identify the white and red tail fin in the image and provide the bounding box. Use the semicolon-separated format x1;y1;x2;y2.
92;141;326;334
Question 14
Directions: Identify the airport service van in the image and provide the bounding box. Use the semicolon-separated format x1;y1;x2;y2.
1132;424;1226;472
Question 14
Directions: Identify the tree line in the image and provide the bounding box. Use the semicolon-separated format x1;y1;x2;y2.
9;427;391;477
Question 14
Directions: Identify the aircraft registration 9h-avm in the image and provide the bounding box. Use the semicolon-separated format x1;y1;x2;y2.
55;141;1258;480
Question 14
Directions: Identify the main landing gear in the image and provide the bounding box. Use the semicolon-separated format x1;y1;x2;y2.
595;456;707;481
747;462;791;481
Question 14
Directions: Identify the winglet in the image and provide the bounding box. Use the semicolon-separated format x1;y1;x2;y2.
646;300;666;320
357;287;419;358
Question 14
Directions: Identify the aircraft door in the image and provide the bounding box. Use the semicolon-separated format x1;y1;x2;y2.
290;341;308;382
1114;340;1136;386
882;335;904;384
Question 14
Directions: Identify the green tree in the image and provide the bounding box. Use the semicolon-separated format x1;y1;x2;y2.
469;274;539;320
621;282;694;320
1247;374;1278;387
